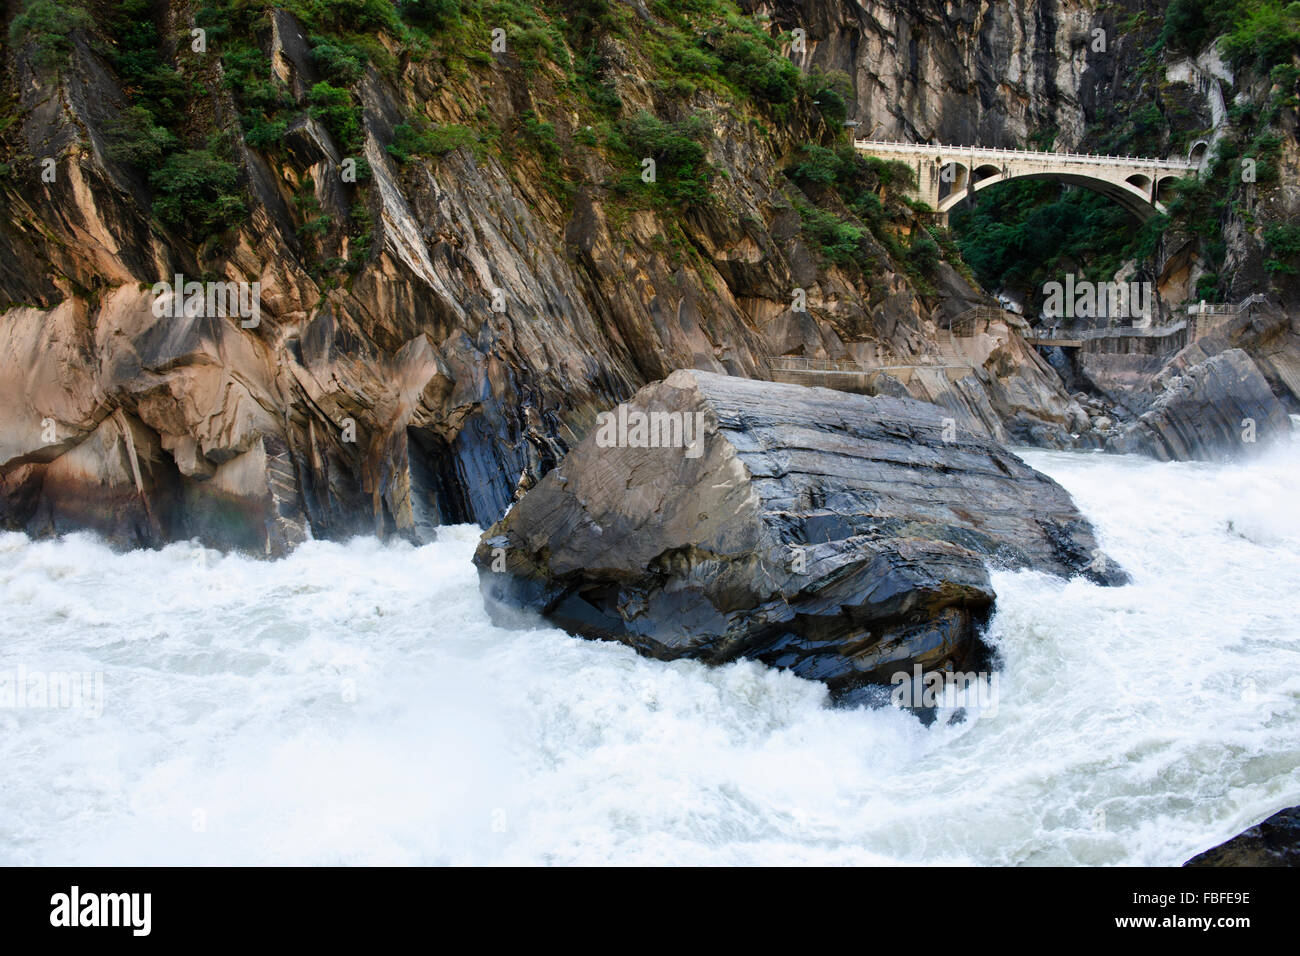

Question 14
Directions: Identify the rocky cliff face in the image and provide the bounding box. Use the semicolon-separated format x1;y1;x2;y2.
777;0;1300;319
0;1;1294;552
0;0;1096;553
771;0;1114;146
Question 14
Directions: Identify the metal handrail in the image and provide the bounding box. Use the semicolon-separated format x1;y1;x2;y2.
1184;293;1269;316
1030;321;1188;341
766;357;972;373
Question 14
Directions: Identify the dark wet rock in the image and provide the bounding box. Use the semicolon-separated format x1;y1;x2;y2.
475;371;1124;699
1185;806;1300;867
1106;349;1292;461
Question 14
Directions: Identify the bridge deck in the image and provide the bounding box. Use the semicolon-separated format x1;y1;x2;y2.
853;139;1196;172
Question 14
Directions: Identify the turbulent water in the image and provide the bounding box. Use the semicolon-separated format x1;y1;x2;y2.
2;442;1299;866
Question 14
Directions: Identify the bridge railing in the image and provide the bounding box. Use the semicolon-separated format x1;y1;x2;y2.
1183;293;1269;316
1183;294;1269;341
947;305;1013;337
765;356;973;374
854;139;1196;170
1029;321;1188;342
766;356;865;373
1026;322;1191;357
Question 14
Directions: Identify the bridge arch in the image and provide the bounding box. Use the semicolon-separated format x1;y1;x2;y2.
856;140;1196;223
1155;175;1180;205
936;168;1168;221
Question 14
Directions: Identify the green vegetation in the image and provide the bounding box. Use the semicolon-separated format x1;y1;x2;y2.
386;121;480;161
95;0;246;243
105;106;178;166
308;82;364;153
4;0;923;283
1263;223;1300;274
150;147;246;235
794;200;871;269
785;144;915;224
609;112;715;208
294;177;333;241
950;181;1167;309
310;35;370;85
1160;0;1300;72
781;142;937;285
401;0;465;32
8;0;91;70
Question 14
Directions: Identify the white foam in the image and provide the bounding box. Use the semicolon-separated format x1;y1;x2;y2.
1;445;1298;865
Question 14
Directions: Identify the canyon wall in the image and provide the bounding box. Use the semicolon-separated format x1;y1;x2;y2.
0;1;1294;553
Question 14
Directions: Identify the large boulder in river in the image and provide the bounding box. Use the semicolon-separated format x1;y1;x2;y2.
473;370;1124;700
1184;806;1300;867
1106;349;1291;461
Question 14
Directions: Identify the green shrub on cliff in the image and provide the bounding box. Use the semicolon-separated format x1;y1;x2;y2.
610;112;715;208
1160;0;1300;72
1219;1;1300;71
8;0;90;70
387;122;479;161
400;0;463;31
311;36;370;85
308;0;401;32
795;200;870;269
1263;223;1300;274
786;145;843;186
150;148;246;237
802;70;853;127
706;16;800;107
308;82;364;154
105;107;177;166
907;232;941;274
785;145;915;241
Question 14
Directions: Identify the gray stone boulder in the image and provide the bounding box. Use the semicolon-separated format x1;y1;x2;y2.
474;371;1125;701
1185;806;1300;867
1106;349;1292;461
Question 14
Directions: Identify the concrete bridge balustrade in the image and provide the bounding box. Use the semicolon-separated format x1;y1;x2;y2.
854;140;1198;223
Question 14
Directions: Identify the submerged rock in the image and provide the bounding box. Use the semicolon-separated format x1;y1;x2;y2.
1185;806;1300;867
475;370;1124;700
1106;349;1292;461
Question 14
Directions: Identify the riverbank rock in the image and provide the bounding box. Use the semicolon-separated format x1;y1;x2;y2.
1106;349;1291;461
1184;806;1300;867
474;370;1125;700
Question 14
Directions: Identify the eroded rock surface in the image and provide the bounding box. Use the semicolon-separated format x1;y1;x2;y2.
1106;349;1292;461
475;370;1124;699
0;6;1119;554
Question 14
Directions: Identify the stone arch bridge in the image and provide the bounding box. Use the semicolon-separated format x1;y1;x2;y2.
854;140;1198;222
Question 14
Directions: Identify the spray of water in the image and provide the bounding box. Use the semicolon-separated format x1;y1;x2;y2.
1;444;1298;865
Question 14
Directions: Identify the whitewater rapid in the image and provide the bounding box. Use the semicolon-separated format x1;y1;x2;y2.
2;444;1298;865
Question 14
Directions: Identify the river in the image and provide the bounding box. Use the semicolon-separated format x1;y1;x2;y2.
2;441;1298;865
